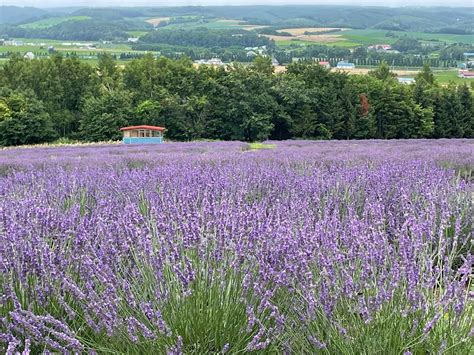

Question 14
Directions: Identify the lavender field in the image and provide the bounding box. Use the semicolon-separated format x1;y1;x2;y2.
1;140;473;354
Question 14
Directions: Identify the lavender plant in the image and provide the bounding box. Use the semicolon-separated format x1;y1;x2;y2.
0;140;472;354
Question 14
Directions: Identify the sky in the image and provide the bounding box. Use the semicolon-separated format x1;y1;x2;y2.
2;0;473;7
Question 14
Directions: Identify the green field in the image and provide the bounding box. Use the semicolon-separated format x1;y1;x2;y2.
19;16;91;29
324;40;362;48
433;70;473;85
274;39;318;47
273;28;474;49
0;39;157;66
159;18;256;31
127;31;149;38
341;29;474;46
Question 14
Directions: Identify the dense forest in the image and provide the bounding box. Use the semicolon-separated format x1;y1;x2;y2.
0;53;472;146
139;28;273;49
0;20;139;41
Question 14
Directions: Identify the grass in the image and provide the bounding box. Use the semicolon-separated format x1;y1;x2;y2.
275;39;319;47
247;142;276;150
340;29;474;46
19;16;91;29
275;28;474;48
341;29;400;45
127;31;149;38
325;40;362;47
432;70;473;85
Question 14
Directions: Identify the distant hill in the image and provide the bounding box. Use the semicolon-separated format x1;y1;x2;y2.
125;5;474;33
37;6;474;33
1;5;472;41
0;6;48;25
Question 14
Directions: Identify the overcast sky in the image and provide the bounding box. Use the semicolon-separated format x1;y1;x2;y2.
3;0;473;8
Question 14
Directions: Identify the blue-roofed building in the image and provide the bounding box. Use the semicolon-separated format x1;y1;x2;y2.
336;61;355;69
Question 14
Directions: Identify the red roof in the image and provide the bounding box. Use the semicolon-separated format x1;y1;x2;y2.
319;61;330;65
120;125;165;132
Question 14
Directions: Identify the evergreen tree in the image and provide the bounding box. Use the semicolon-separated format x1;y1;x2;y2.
415;64;435;85
457;84;474;138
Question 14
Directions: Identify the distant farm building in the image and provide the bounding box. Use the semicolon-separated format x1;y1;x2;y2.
458;70;474;79
397;77;416;85
336;61;355;69
194;58;225;66
246;51;258;58
127;38;139;43
271;56;279;66
120;125;165;144
368;44;392;51
318;61;331;69
24;52;35;60
4;40;24;46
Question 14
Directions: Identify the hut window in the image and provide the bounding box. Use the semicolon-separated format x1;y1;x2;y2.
138;129;152;137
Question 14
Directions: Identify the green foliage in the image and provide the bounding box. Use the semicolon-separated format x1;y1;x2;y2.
0;56;472;146
369;62;397;82
392;37;422;53
247;142;276;150
80;89;133;142
251;56;274;76
0;90;56;146
416;64;435;85
140;27;272;49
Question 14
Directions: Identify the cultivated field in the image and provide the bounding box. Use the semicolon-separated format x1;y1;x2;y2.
270;27;474;47
264;27;346;44
145;17;171;27
278;27;347;35
266;34;344;43
19;16;91;29
214;19;268;31
1;140;472;353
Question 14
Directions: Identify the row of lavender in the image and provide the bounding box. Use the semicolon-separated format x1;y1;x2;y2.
1;140;473;353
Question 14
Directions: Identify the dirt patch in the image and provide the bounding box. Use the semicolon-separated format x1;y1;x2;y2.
146;17;171;27
274;66;287;73
265;34;344;43
278;27;347;35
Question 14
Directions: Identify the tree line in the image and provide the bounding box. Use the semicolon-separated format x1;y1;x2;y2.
138;28;273;49
0;53;472;146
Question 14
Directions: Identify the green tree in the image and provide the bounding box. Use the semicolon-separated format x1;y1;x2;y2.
415;64;435;85
0;91;56;146
79;89;133;141
251;56;274;76
369;62;396;82
457;84;474;138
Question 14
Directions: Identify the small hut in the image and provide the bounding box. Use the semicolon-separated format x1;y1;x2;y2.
120;125;165;144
